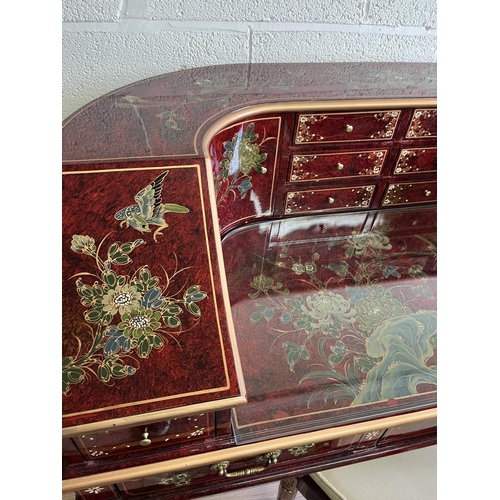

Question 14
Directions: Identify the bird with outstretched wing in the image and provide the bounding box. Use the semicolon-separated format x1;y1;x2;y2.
114;170;189;242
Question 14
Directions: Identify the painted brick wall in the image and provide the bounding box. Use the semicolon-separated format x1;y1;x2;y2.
62;0;437;120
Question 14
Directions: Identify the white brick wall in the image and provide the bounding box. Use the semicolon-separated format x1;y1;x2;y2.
62;0;437;120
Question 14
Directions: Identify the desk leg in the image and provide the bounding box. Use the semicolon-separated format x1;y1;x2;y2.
277;477;299;500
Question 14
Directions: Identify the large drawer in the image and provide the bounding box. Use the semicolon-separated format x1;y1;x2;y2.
284;185;375;215
115;437;357;497
290;150;387;182
294;110;401;144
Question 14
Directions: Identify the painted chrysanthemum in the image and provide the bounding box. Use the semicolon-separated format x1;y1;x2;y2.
304;291;356;325
344;232;392;257
102;283;142;316
118;307;162;339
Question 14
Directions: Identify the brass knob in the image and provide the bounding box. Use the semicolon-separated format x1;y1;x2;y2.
328;197;335;204
336;163;344;170
140;429;152;446
345;124;353;132
424;190;431;197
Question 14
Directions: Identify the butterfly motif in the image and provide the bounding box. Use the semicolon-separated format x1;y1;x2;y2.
114;170;189;242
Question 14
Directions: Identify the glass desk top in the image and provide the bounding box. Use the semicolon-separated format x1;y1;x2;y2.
221;207;437;444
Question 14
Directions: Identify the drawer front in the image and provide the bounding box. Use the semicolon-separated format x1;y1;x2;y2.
118;437;359;497
74;413;214;460
290;150;387;182
295;110;401;144
405;108;437;138
394;147;437;175
117;451;283;497
382;181;437;206
284;185;375;215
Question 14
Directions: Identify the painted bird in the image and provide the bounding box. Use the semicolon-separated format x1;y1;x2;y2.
114;170;189;242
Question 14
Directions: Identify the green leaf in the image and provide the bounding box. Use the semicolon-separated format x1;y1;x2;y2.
152;334;164;349
187;302;201;316
85;309;103;323
163;313;181;328
263;308;275;322
163;203;190;213
250;311;263;324
98;364;111;382
113;255;132;265
62;366;86;394
138;337;152;358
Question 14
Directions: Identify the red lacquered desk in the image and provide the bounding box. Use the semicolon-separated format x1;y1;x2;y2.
62;62;437;500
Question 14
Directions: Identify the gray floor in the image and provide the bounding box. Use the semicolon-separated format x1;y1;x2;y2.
197;481;306;500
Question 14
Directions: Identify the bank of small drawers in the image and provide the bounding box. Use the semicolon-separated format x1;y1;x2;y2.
286;107;437;216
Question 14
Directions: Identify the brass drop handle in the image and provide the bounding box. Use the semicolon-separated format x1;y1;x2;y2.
140;428;152;446
345;124;353;132
336;162;344;170
424;190;432;197
328;197;335;204
211;451;281;478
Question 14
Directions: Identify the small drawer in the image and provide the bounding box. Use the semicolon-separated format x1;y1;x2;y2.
74;413;214;460
382;181;437;206
284;185;375;215
405;108;437;138
290;150;387;182
295;110;401;144
394;147;437;175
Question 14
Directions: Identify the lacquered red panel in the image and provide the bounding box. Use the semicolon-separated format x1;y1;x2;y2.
290;150;387;182
62;164;243;430
222;207;437;443
382;181;437;206
209;117;282;233
62;63;437;163
405;108;437;138
74;413;214;460
284;185;376;215
394;147;437;175
294;110;401;144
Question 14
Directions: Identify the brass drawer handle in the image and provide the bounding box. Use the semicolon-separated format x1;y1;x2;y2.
424;190;432;197
211;451;281;478
336;162;344;170
328;197;335;204
345;124;353;132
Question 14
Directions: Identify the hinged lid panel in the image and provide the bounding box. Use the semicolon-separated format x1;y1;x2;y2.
62;163;245;433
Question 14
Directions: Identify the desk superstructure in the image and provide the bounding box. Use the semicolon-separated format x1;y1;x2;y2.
62;63;437;500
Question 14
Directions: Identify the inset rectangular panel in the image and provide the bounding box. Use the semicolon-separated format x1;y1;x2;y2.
284;185;375;215
290;150;387;182
295;111;401;144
